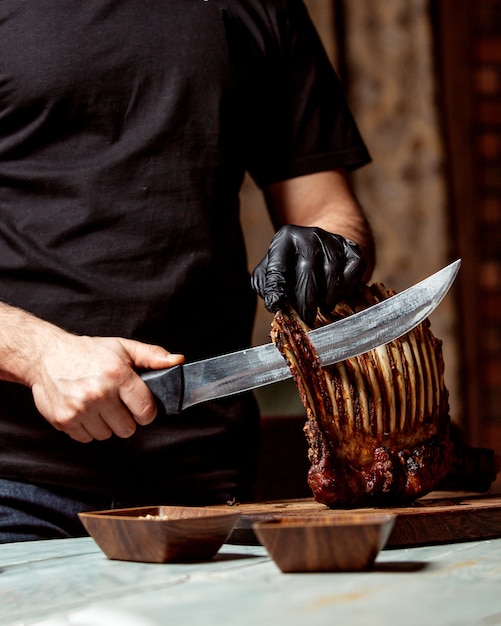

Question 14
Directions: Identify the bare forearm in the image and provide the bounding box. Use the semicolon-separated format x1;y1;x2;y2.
264;169;375;278
0;301;61;386
304;202;374;279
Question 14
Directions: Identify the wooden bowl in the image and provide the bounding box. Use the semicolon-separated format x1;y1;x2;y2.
79;505;240;563
253;512;396;573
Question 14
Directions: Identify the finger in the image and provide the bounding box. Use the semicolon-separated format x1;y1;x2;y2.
251;257;267;299
81;414;116;441
252;255;288;311
295;255;321;327
259;229;296;312
119;339;185;371
45;402;108;443
65;422;97;444
63;408;118;442
57;382;139;440
320;234;345;312
95;403;138;438
342;239;367;288
111;340;183;425
322;265;342;313
293;229;331;325
63;403;139;442
118;374;158;427
263;274;288;313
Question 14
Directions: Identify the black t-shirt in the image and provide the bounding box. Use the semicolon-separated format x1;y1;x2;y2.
0;0;370;503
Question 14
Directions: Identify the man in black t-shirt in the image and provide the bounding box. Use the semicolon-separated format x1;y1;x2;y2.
0;0;374;542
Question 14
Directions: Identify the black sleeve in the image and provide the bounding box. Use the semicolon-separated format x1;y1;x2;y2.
240;0;371;187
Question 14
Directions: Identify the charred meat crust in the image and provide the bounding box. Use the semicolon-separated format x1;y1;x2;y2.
271;284;497;507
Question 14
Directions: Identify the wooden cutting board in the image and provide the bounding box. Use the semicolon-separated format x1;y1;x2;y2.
214;491;501;548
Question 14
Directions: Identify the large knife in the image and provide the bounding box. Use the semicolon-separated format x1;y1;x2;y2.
142;259;461;415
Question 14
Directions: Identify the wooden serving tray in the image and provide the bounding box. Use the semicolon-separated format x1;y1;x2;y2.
214;491;501;548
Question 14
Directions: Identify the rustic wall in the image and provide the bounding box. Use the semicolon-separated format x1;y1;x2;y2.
437;0;501;450
338;0;459;422
472;2;501;450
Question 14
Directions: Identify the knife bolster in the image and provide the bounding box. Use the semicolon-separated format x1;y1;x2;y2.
141;365;185;415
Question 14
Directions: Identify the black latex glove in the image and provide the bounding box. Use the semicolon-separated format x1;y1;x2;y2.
251;225;367;326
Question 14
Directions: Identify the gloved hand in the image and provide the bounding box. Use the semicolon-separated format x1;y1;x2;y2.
251;225;367;326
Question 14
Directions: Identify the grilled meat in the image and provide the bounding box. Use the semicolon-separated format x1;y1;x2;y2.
271;282;497;506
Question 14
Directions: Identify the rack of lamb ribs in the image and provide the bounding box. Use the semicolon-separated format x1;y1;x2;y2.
270;282;498;507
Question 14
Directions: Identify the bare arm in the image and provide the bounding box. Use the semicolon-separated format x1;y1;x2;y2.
0;302;184;443
263;169;375;277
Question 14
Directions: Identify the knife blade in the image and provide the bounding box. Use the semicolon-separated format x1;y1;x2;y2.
141;259;461;415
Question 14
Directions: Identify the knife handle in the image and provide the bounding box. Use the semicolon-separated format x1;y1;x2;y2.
140;365;184;415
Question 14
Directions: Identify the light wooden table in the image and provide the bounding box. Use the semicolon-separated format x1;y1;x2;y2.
1;535;501;625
